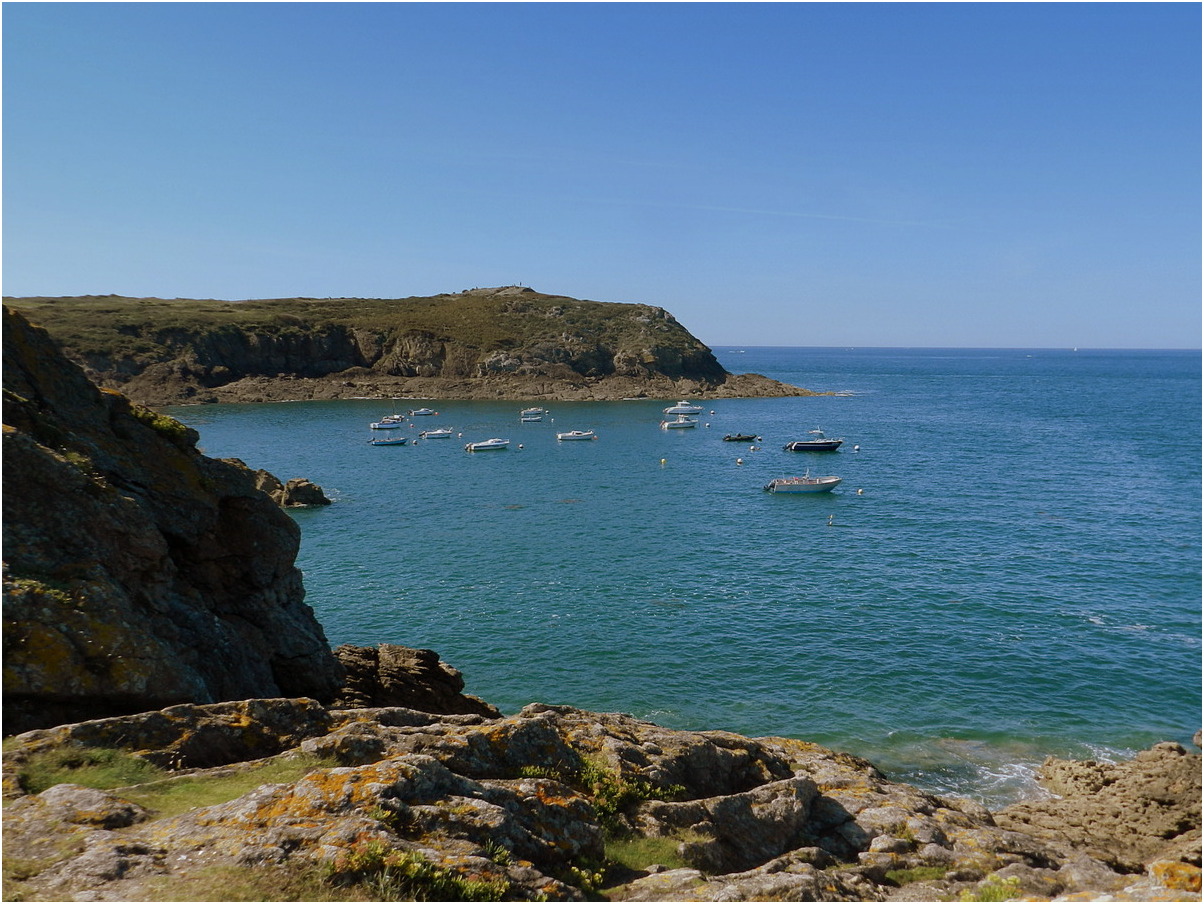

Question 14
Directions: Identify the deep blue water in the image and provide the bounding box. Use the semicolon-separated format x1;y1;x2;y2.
168;347;1201;805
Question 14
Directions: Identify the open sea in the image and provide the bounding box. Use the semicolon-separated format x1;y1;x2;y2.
167;347;1201;807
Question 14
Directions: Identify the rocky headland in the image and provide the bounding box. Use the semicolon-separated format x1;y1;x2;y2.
2;303;1199;902
3;287;817;407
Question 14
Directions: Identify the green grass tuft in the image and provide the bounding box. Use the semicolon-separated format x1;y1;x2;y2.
18;745;165;794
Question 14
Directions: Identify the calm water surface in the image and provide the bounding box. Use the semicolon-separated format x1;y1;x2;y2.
169;347;1201;805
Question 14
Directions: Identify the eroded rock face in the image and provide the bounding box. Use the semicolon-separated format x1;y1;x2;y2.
246;464;332;507
2;698;1197;902
996;741;1203;871
2;307;344;733
332;644;501;717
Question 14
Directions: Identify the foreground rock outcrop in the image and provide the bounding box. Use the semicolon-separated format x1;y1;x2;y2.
2;697;1199;902
247;464;333;507
4;288;818;406
2;307;344;733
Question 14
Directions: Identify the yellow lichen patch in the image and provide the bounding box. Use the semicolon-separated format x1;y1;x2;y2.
1149;860;1202;893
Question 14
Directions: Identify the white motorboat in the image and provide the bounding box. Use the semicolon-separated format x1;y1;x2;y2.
465;438;511;452
556;430;597;441
408;407;438;416
663;400;704;415
763;473;842;494
520;407;546;422
661;415;699;429
419;427;454;439
370;414;405;429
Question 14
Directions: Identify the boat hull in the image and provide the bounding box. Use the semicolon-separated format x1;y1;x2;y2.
465;439;510;451
556;431;596;441
784;440;843;452
764;476;841;494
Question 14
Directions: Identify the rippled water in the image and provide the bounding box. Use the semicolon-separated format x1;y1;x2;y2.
170;347;1201;805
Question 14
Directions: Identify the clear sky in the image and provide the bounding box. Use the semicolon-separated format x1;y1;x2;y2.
3;2;1200;348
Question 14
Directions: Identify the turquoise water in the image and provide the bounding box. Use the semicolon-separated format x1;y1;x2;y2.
169;347;1201;805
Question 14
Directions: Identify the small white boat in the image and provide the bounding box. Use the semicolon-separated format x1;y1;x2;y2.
763;473;842;494
367;435;408;446
419;427;454;439
663;400;704;415
556;430;597;441
661;415;699;429
370;413;405;429
465;438;511;452
520;407;546;422
408;407;438;416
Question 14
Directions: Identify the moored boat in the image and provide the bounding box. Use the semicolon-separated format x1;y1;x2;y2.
783;429;843;452
663;400;704;415
763;474;842;494
661;415;699;429
408;407;438;416
723;433;761;442
519;407;547;422
367;434;408;446
419;427;454;439
370;414;405;429
465;438;511;452
556;430;597;441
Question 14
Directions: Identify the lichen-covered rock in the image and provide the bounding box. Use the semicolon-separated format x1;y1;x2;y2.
1;698;1198;902
2;307;344;733
996;741;1202;872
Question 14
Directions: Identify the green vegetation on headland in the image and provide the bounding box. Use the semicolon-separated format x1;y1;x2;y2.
3;287;817;405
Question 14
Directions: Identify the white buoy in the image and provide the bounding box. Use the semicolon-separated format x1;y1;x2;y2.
736;458;744;465
517;443;523;449
853;444;860;452
660;458;667;467
857;488;864;495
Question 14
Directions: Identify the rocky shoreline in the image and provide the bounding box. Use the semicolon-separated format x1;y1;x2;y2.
2;649;1200;902
146;369;821;408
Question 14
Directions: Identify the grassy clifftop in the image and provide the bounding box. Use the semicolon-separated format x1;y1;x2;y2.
5;287;704;366
5;287;812;405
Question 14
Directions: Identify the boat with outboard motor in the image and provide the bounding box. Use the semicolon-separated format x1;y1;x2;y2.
764;472;841;494
783;429;843;452
465;438;511;452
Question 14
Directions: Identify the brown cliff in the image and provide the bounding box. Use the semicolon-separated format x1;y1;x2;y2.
2;306;344;733
3;287;817;406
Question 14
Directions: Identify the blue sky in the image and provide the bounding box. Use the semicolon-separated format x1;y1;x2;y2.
4;2;1200;348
